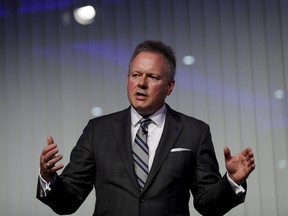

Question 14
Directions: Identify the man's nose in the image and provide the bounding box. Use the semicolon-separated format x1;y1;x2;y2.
138;75;148;87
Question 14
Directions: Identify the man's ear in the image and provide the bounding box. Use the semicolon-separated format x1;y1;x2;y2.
166;80;175;96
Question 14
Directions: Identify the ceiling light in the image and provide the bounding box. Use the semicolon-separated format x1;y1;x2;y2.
74;5;96;25
183;55;195;65
91;106;103;117
274;89;285;100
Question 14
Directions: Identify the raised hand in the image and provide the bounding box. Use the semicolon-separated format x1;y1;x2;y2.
224;146;255;185
40;136;64;182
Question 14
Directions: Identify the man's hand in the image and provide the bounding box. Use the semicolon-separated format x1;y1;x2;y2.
224;146;255;185
40;136;64;182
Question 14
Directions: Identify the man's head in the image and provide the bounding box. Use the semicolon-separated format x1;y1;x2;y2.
127;40;176;116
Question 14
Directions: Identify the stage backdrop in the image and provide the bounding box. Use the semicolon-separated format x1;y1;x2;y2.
0;0;287;215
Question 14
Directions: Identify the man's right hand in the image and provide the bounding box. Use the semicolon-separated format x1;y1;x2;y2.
40;136;64;182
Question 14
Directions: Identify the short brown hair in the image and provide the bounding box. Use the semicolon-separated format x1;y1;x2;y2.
129;40;176;82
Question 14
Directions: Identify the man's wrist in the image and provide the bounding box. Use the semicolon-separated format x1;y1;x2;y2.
226;173;245;195
38;169;57;197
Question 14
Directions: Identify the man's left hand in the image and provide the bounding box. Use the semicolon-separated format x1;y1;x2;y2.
224;146;256;185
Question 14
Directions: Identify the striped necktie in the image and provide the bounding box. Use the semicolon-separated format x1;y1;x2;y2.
132;118;153;190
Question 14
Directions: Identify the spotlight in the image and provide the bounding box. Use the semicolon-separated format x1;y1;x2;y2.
183;55;195;65
274;89;285;100
91;106;103;117
74;5;96;25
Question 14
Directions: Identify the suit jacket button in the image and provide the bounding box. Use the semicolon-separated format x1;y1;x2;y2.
139;199;145;203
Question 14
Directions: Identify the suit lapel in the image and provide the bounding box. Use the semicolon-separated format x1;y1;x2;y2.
144;107;183;191
112;106;184;193
112;108;140;191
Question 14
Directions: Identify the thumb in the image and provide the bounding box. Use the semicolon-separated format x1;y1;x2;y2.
47;136;54;145
223;146;232;162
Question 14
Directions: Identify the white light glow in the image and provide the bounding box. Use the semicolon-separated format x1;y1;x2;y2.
74;5;96;25
274;89;285;100
91;106;103;117
183;55;195;65
277;160;287;169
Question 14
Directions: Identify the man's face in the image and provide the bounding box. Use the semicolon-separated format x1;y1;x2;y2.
127;51;175;116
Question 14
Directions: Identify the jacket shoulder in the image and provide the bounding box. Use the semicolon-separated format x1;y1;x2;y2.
89;107;130;123
166;104;209;129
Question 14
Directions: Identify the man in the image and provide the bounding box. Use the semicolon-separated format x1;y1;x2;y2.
37;40;255;216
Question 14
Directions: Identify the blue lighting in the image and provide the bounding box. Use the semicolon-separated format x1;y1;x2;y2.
17;0;73;14
0;8;7;16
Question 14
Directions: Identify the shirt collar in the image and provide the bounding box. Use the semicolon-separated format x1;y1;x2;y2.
130;105;167;127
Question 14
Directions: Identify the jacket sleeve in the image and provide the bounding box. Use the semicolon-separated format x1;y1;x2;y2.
36;120;95;215
191;124;246;216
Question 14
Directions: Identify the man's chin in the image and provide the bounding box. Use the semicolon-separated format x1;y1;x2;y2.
133;106;157;117
132;105;153;116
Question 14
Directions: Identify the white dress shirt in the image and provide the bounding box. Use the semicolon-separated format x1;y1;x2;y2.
130;105;166;170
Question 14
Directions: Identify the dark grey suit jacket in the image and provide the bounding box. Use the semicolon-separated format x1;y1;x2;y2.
37;105;246;216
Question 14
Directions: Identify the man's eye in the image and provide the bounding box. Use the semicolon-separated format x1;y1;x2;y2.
149;76;159;80
131;73;140;77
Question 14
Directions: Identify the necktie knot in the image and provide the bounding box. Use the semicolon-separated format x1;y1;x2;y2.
140;118;153;135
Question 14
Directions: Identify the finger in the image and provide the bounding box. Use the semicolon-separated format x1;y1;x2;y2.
243;147;252;156
245;151;256;170
46;154;63;167
41;162;64;181
223;146;232;162
41;137;58;158
245;148;254;161
47;136;54;145
249;156;255;167
49;163;64;173
247;161;256;174
40;147;60;171
41;146;58;163
45;147;59;161
44;154;64;175
41;143;57;157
